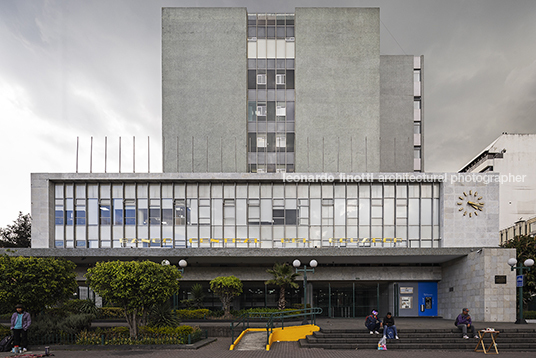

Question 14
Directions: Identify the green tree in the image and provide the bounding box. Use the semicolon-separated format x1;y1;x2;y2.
265;262;300;310
0;255;77;315
501;235;536;306
209;276;243;319
181;283;205;309
85;260;181;337
0;212;31;248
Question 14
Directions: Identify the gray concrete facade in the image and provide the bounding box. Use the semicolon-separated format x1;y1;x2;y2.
294;8;381;173
30;173;53;248
379;55;414;172
162;8;247;173
442;173;500;247
439;248;516;322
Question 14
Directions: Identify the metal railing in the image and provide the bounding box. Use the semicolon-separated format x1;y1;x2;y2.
265;307;323;347
229;308;323;347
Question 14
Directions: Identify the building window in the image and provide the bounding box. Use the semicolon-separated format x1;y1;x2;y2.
414;148;421;159
75;199;86;225
224;199;235;225
55;199;64;225
257;134;267;148
414;70;421;82
414;100;421;110
414;123;421;134
276;134;286;148
113;199;123;225
124;200;136;225
256;104;267;116
257;74;267;85
149;199;161;225
100;200;111;225
174;200;188;225
276;74;285;85
276;102;286;116
273;209;297;225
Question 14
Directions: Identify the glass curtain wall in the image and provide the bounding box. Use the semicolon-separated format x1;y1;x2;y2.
53;181;440;249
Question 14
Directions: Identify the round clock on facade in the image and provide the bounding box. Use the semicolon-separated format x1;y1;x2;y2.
457;190;484;218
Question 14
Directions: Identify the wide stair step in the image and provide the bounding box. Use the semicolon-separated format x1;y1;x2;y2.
299;328;536;351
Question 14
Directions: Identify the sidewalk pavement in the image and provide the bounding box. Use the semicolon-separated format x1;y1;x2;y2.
1;317;534;358
3;339;536;358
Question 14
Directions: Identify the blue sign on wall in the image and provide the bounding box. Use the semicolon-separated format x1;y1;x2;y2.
516;275;524;287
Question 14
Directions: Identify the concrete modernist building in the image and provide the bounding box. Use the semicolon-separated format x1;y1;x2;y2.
162;8;424;174
459;133;536;240
15;8;517;322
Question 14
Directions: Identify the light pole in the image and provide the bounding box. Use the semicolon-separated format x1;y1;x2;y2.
162;259;188;310
293;259;317;324
507;257;534;324
178;259;188;274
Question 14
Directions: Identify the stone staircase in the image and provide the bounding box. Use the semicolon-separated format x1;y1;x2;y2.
299;328;536;351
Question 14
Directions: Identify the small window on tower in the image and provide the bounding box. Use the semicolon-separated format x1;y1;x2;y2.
257;74;267;85
256;104;267;116
276;134;286;148
276;74;285;85
276;102;286;116
257;134;267;148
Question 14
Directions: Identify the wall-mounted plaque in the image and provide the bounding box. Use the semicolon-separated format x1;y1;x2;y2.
400;296;413;309
495;275;507;284
400;287;414;294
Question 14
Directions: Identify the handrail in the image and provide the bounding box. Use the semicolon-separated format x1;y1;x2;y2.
230;308;323;346
230;312;250;344
265;307;323;347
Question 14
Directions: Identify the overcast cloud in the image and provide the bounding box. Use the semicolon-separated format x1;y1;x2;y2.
1;0;536;228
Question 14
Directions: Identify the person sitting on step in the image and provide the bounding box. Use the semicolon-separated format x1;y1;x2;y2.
383;312;399;339
455;307;478;339
365;309;383;334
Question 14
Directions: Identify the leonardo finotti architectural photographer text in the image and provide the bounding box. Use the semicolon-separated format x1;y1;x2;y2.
283;172;527;184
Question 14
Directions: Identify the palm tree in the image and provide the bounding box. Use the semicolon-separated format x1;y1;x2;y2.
265;262;300;310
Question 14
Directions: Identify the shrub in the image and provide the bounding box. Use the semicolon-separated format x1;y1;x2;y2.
59;314;94;334
235;308;298;317
55;299;99;317
291;303;311;309
148;302;180;327
174;309;210;319
28;313;94;337
525;311;536;319
29;315;62;337
98;307;124;319
139;325;194;336
0;325;11;337
75;325;199;345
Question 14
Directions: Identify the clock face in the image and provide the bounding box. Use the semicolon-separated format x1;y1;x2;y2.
456;190;484;218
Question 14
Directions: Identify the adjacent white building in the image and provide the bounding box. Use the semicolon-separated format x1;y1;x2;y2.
459;133;536;236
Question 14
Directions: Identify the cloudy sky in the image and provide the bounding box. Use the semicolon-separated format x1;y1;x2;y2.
1;0;536;228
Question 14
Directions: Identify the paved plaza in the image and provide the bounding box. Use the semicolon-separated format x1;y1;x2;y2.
3;339;536;358
2;318;535;357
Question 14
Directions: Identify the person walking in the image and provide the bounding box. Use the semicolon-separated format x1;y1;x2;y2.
455;307;478;339
10;304;31;353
